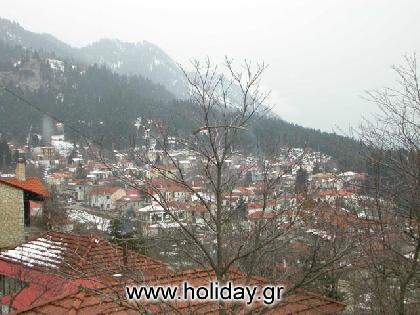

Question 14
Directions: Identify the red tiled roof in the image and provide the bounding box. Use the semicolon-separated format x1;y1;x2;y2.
165;184;190;192
0;231;169;278
314;189;354;198
186;203;207;214
11;288;139;315
147;178;190;193
0;267;101;312
126;188;140;196
239;163;258;170
0;177;49;197
247;202;263;209
258;290;347;314
11;270;346;315
1;233;346;314
247;210;277;220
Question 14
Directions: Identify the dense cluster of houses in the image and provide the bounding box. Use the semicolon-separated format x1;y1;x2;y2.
0;125;373;314
0;129;369;237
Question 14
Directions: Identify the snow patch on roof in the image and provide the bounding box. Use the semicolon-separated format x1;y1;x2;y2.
0;238;63;268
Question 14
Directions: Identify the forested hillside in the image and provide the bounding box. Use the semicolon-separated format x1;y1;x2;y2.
0;32;366;171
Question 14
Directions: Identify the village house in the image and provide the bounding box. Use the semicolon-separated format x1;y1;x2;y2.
338;171;367;192
240;162;263;182
115;194;143;213
185;202;212;225
146;149;163;163
147;178;192;203
44;171;72;187
186;175;206;190
309;173;343;192
312;189;355;203
246;202;264;214
247;210;278;223
0;159;49;249
31;147;59;168
145;164;178;180
136;201;214;235
89;187;126;210
163;184;191;203
84;162;113;181
65;179;92;202
87;170;110;181
136;204;186;227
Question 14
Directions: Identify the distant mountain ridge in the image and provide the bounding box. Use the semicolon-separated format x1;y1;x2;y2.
0;18;78;59
0;17;189;98
80;38;189;98
0;17;367;172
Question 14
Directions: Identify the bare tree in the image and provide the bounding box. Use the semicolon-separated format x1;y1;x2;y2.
138;57;282;281
74;57;356;314
351;54;420;315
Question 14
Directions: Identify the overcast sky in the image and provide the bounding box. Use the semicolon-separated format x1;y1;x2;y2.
2;0;419;132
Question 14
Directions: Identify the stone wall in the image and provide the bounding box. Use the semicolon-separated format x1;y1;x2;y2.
0;183;24;248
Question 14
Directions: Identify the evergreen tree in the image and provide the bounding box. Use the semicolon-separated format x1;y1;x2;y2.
0;138;12;170
0;42;367;172
313;163;322;174
295;168;309;195
74;163;87;179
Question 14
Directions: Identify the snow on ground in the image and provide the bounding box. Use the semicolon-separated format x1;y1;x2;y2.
67;209;110;231
51;140;73;156
47;59;64;72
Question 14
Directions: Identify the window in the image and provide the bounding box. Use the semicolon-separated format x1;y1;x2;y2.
0;275;27;297
151;213;163;222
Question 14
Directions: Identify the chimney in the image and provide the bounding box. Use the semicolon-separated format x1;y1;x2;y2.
16;158;26;182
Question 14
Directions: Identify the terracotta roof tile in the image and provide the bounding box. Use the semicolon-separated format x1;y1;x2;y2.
12;271;346;315
3;234;345;314
0;231;169;278
0;177;49;197
12;288;139;315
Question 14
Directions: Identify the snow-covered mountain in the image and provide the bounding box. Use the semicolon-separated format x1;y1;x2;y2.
80;39;189;98
0;17;188;98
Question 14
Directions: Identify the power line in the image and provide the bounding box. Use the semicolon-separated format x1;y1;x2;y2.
0;85;125;151
1;85;92;144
